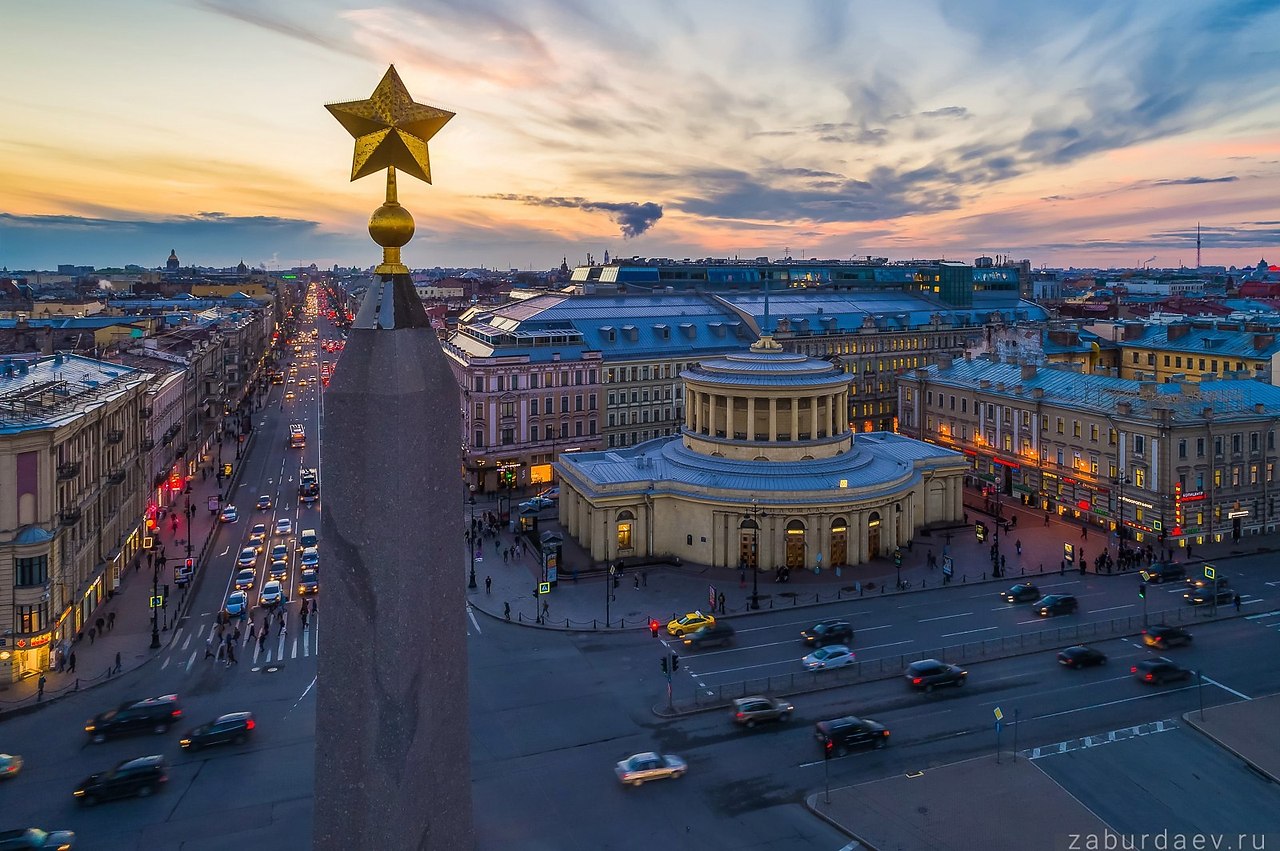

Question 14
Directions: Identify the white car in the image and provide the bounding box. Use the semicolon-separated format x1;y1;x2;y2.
519;497;555;513
225;591;248;616
275;518;293;536
237;547;258;568
259;580;284;608
249;524;267;544
234;568;256;590
615;752;687;786
803;644;855;671
220;505;238;523
270;543;289;562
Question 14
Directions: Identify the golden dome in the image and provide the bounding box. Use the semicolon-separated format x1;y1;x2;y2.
368;201;415;248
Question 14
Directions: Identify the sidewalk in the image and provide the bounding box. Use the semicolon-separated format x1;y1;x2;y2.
0;429;259;718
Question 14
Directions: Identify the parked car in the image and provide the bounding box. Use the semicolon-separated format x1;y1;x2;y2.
731;696;794;728
683;622;736;649
84;695;183;743
1140;562;1186;584
1142;625;1193;649
224;591;248;617
256;495;272;510
904;659;967;691
802;644;855;671
0;753;23;779
297;569;319;596
1000;583;1040;603
0;828;76;849
814;716;890;756
614;752;686;786
219;505;238;523
1184;586;1233;606
73;756;168;805
801;619;854;647
1057;645;1107;669
234;569;256;590
1035;594;1079;617
667;611;715;637
518;497;555;513
1132;658;1192;685
179;712;255;751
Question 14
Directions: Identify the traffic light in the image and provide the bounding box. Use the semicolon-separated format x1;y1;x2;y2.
671;653;680;672
1138;583;1146;599
893;549;903;566
975;522;987;542
649;619;659;638
824;740;833;760
660;657;669;675
163;584;169;599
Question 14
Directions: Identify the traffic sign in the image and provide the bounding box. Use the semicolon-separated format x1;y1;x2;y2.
1204;564;1216;580
142;535;154;550
149;595;165;609
993;707;1004;722
538;581;550;595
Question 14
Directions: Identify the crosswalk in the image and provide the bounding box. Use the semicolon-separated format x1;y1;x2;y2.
1245;608;1280;633
1022;718;1178;760
163;618;320;673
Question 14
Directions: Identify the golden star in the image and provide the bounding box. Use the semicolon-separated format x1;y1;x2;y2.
325;65;454;183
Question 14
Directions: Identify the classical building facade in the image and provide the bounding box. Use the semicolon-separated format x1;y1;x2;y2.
898;355;1280;549
556;337;967;572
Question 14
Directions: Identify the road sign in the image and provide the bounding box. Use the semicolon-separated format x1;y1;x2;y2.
1063;543;1075;562
993;707;1004;722
142;535;154;550
538;581;550;595
942;556;954;577
149;595;165;609
1204;564;1216;580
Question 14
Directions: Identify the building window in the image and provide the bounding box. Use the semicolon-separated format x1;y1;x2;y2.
531;425;539;442
561;396;569;413
16;603;47;633
530;374;539;389
1214;468;1222;488
616;514;634;549
575;394;583;412
544;396;552;414
1179;439;1187;459
531;398;539;415
575;421;583;437
1056;417;1064;435
589;393;597;411
1134;468;1146;488
501;428;514;445
589;421;596;435
500;402;515;418
1214;436;1223;456
1250;464;1259;485
473;376;484;392
1232;467;1241;487
1251;432;1260;453
474;402;483;420
1133;435;1146;455
473;431;484;448
1090;424;1099;442
1073;421;1081;438
15;555;48;587
560;423;569;439
1197;437;1205;457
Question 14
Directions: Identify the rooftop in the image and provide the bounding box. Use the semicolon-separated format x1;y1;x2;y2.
0;353;149;432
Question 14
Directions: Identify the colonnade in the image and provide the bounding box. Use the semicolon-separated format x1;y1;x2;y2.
685;388;850;442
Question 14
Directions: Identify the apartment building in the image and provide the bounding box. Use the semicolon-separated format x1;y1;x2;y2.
1090;319;1280;384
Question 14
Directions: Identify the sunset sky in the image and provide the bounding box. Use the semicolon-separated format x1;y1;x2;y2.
2;0;1279;272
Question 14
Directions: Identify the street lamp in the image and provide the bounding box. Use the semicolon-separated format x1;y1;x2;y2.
149;556;162;649
750;498;761;610
467;491;477;589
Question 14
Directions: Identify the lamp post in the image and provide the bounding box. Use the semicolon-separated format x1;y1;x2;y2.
149;558;161;649
467;491;477;589
750;497;761;610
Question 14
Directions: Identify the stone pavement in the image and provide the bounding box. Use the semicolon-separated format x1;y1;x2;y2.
806;751;1110;851
1183;692;1280;784
0;429;260;718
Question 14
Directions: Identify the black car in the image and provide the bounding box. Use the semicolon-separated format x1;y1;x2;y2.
1035;594;1079;617
1184;586;1233;606
1132;658;1192;685
684;622;736;650
0;829;76;850
1000;583;1040;603
1185;575;1229;590
904;659;967;692
85;695;183;743
801;619;854;647
1057;645;1107;669
1142;624;1193;649
731;696;794;728
814;716;890;756
1140;562;1186;584
179;712;255;751
73;756;168;805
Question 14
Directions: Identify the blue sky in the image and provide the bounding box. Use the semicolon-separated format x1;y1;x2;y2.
1;0;1278;271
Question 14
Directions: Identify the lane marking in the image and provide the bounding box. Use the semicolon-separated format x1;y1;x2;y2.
1202;676;1252;701
161;657;171;671
1025;719;1178;760
941;626;999;638
1090;604;1137;614
918;612;974;623
185;649;198;672
468;604;483;635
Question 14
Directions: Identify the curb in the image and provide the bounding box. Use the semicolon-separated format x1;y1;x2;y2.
803;793;867;850
1182;708;1280;785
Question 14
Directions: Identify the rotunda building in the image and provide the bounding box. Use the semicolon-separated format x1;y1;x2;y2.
555;336;967;573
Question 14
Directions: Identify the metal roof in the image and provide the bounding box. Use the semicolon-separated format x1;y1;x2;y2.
0;353;149;432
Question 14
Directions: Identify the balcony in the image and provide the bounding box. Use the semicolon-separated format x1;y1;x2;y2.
57;461;81;480
107;429;124;444
140;437;154;450
59;507;81;527
106;469;126;486
140;407;152;419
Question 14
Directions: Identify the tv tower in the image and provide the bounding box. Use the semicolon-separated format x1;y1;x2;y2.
1196;222;1201;270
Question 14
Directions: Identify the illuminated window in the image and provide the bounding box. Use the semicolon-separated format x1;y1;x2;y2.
1214;468;1222;488
616;510;634;549
1134;468;1146;488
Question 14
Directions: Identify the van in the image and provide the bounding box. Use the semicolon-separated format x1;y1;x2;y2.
300;529;318;549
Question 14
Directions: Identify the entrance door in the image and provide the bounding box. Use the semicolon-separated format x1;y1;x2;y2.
785;520;806;568
830;519;848;565
739;532;757;568
867;512;882;558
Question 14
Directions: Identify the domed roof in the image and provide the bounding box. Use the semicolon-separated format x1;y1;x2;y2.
683;341;849;391
14;525;54;545
237;260;248;273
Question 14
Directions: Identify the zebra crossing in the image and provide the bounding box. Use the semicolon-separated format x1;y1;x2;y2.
164;617;320;673
1245;608;1280;633
1021;718;1178;760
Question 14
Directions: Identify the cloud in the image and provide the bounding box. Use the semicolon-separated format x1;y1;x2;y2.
485;195;663;238
1151;175;1239;186
920;106;970;119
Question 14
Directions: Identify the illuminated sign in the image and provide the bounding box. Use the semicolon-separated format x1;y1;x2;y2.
1180;490;1206;502
1119;495;1154;509
1227;509;1250;518
992;457;1020;469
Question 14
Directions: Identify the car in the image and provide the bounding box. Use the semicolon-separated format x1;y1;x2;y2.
1185;575;1229;590
1132;657;1193;685
1140;562;1187;584
1184;585;1234;606
0;827;76;849
801;619;854;647
683;622;736;649
1000;583;1041;603
1142;624;1193;649
538;486;560;501
731;696;793;728
73;756;168;805
234;568;256;591
269;560;289;581
297;378;309;387
84;695;183;743
299;529;318;549
219;505;238;523
224;591;248;616
256;495;272;510
1057;645;1107;668
237;547;258;568
904;659;967;691
284;392;295;401
0;753;23;779
667;611;715;637
248;524;267;544
1035;594;1079;617
518;497;555;513
802;644;855;671
300;547;319;569
298;569;319;596
815;716;890;756
275;518;293;536
179;712;255;751
259;580;284;608
270;543;289;562
614;752;686;786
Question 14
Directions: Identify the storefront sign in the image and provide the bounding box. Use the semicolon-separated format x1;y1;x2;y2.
1227;509;1250;518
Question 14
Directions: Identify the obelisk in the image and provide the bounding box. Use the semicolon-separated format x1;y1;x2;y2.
315;66;473;850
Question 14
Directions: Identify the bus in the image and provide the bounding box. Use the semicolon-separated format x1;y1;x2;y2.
288;423;306;449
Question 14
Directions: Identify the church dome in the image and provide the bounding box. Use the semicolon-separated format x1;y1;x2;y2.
166;249;180;271
237;260;249;274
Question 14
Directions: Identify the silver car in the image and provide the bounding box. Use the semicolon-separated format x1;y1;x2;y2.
614;752;686;786
802;644;855;671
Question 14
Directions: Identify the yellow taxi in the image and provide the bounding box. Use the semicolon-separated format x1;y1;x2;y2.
667;611;715;637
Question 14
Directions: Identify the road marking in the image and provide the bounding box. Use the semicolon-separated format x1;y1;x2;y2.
468;604;483;635
1246;609;1280;619
161;656;171;671
185;650;198;672
291;638;299;659
1202;676;1252;700
1091;604;1137;614
1031;687;1197;724
219;546;230;557
1024;719;1178;760
941;626;999;638
181;632;192;651
918;612;974;623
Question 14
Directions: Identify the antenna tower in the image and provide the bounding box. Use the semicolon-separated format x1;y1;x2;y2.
1196;222;1201;270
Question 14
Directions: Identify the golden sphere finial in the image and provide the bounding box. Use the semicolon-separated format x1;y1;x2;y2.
369;201;415;248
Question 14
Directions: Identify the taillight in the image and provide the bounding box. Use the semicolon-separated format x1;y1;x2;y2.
1145;674;1154;681
735;713;744;719
1131;666;1138;673
882;730;890;736
172;709;182;718
913;677;922;685
245;719;256;730
825;741;833;752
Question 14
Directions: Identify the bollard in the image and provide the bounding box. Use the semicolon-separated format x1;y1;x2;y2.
982;572;987;580
922;579;926;588
1020;567;1025;576
880;584;885;594
962;574;967;583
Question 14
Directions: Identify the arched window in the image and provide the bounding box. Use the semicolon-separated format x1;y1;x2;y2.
616;510;635;549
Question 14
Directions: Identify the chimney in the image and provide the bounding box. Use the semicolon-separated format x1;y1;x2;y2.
1167;323;1191;341
1123;322;1145;341
1253;333;1275;351
1139;382;1157;399
938;353;954;370
1032;387;1045;400
1257;403;1266;414
1021;363;1037;380
979;379;992;389
1117;401;1132;414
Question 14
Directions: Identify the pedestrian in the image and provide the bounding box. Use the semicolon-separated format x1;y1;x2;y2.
114;651;122;675
504;602;511;620
1234;593;1242;612
228;643;237;665
67;651;76;673
300;610;308;630
485;575;492;594
1011;515;1017;528
249;621;257;640
279;614;287;636
1187;544;1194;560
633;574;640;591
37;673;46;701
718;591;726;615
1044;512;1050;527
1015;539;1022;555
503;549;508;564
262;616;270;636
641;569;648;587
88;627;95;645
107;612;116;630
233;625;241;642
541;599;549;619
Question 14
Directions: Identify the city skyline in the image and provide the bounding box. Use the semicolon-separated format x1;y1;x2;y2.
3;0;1279;272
